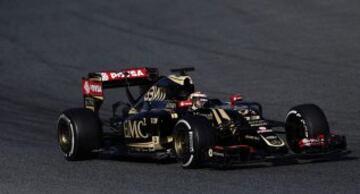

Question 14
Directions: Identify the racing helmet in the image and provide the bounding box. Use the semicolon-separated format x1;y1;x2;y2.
189;91;208;110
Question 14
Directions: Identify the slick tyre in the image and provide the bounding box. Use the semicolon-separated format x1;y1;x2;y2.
285;104;330;153
57;108;102;160
173;116;216;169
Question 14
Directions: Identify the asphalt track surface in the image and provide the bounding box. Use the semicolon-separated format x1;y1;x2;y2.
0;0;360;193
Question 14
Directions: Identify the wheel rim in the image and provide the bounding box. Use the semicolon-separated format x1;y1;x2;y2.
58;119;72;154
174;129;187;158
174;125;191;162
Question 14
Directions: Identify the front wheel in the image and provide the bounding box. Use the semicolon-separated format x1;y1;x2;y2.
57;108;102;160
173;116;215;169
285;104;330;153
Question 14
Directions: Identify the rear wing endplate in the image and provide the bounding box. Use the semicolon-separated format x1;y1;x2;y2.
81;67;159;112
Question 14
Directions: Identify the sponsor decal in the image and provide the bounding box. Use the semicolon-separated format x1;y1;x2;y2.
257;126;272;133
144;86;166;101
298;136;326;148
84;97;95;109
82;80;103;96
124;118;149;139
150;118;158;124
177;100;192;108
83;81;90;94
245;135;260;141
249;119;268;127
100;68;148;81
84;97;94;105
101;72;109;81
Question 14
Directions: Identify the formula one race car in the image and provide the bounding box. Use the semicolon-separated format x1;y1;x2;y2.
57;67;349;168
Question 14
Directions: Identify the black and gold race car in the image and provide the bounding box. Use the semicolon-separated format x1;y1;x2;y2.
57;67;349;168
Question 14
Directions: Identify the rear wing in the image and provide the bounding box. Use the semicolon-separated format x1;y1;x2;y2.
81;67;159;112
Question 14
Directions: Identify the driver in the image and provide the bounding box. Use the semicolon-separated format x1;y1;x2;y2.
189;91;208;110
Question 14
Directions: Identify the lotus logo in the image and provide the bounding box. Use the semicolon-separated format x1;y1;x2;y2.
83;81;90;94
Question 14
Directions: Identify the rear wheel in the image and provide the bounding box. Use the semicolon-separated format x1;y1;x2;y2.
285;104;329;153
173;116;216;169
57;108;102;160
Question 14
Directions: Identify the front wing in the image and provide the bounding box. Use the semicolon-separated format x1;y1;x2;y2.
207;135;350;168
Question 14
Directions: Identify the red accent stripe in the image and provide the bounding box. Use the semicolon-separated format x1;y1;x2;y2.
214;145;224;150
